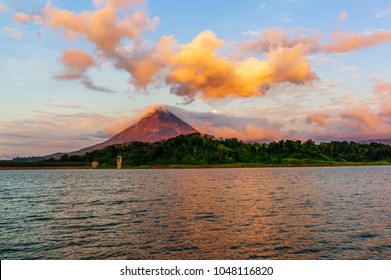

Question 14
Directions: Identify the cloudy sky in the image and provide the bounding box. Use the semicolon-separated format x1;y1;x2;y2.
1;0;391;159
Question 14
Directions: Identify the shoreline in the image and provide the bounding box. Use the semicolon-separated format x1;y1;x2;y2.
0;166;91;170
1;161;390;170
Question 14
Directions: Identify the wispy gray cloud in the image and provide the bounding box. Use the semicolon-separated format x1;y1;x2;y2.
80;76;116;93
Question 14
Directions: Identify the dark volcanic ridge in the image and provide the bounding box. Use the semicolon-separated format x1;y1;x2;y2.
72;105;198;155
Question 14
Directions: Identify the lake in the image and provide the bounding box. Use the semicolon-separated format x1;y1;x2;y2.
1;166;390;259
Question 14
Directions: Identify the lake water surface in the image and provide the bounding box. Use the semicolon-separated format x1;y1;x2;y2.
1;166;390;259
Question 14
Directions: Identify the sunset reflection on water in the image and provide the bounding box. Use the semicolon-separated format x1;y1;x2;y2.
1;166;390;259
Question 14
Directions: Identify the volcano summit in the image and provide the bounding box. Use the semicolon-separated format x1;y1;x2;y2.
74;105;198;154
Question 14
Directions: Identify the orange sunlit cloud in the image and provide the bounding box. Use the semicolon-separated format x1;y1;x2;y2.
324;31;391;53
189;120;282;142
117;35;176;88
43;2;158;54
33;2;391;100
166;30;316;99
340;105;381;128
13;13;33;24
239;28;321;53
54;49;95;80
242;28;391;55
373;79;391;95
62;49;95;69
382;98;391;115
373;80;391;116
40;3;318;99
306;113;330;127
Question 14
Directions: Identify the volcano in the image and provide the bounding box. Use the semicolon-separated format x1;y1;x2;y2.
74;106;198;154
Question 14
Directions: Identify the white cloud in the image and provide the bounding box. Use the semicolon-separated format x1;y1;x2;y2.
258;3;267;10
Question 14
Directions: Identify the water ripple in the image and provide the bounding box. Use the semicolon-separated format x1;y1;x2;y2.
0;167;390;259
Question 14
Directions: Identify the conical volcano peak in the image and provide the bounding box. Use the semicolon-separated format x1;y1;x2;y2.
72;104;198;154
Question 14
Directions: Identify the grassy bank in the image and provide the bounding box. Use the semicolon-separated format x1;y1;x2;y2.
0;161;90;170
122;161;391;169
6;161;386;170
0;166;91;170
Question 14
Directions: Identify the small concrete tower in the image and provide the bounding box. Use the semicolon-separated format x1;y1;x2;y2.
117;156;122;169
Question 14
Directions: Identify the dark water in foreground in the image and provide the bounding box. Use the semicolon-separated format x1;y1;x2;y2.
1;166;390;259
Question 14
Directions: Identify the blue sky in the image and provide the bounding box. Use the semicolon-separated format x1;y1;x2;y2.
1;0;391;159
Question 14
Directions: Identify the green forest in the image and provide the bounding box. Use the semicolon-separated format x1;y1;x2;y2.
48;133;391;168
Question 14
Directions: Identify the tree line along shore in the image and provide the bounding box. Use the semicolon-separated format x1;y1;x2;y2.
3;133;390;169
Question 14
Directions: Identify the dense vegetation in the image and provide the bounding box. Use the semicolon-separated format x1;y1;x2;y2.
0;161;89;168
46;133;391;168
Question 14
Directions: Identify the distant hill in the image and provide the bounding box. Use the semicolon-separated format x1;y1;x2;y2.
359;139;391;145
